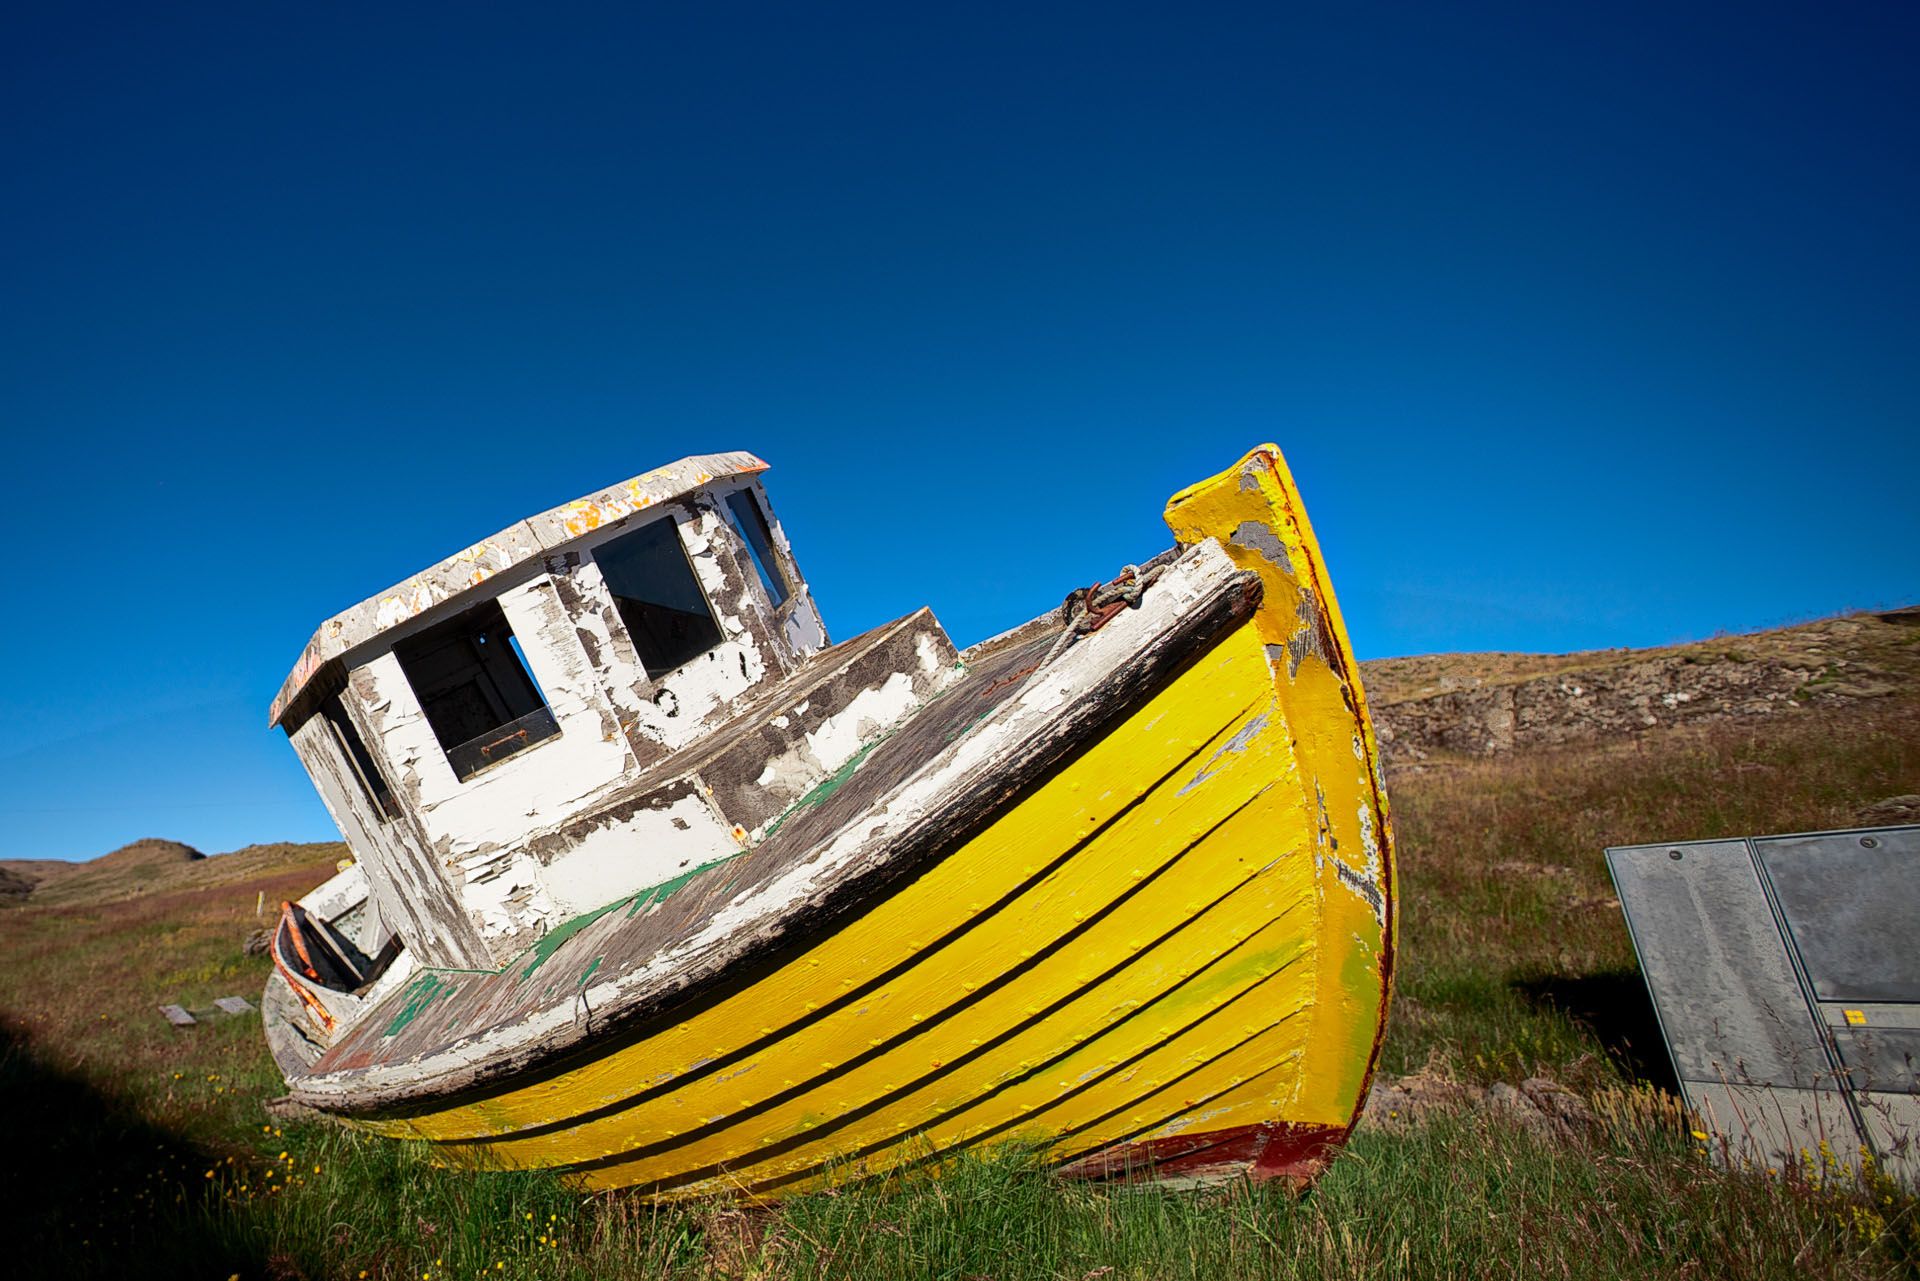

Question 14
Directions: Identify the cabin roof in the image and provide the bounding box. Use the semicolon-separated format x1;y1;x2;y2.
267;450;769;728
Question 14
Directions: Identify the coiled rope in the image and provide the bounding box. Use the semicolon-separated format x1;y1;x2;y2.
1041;562;1166;667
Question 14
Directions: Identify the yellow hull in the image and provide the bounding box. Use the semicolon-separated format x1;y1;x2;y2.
343;446;1394;1197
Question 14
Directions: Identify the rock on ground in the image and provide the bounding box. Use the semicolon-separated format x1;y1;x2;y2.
1360;1072;1597;1139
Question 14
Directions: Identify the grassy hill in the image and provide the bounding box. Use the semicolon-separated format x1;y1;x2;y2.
0;615;1913;1279
1;838;344;910
1364;606;1920;761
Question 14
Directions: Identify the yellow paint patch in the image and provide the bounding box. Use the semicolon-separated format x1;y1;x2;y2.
561;501;606;537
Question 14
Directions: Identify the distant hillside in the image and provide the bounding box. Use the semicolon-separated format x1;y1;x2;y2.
5;608;1910;907
1362;606;1920;762
0;838;346;908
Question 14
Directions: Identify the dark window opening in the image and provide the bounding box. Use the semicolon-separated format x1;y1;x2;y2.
594;516;724;676
393;599;560;781
723;488;790;608
320;695;400;821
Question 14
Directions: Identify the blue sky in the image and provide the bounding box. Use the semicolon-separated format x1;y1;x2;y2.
2;2;1914;861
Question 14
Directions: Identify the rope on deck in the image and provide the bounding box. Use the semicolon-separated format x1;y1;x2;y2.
1041;563;1166;668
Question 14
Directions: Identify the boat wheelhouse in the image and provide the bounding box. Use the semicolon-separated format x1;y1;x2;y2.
268;453;956;979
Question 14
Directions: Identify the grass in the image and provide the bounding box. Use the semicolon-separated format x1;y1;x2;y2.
1382;692;1920;1091
1;697;1915;1278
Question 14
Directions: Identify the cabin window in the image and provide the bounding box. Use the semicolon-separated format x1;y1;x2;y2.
723;488;790;608
594;515;724;676
393;599;560;780
320;695;400;821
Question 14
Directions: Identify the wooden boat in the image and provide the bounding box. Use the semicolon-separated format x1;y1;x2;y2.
263;444;1394;1198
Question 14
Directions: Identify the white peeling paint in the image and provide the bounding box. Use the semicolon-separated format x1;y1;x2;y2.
914;632;944;675
804;671;920;774
748;663;945;830
537;795;735;920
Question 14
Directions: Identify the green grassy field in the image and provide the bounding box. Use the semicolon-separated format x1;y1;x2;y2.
2;695;1915;1279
